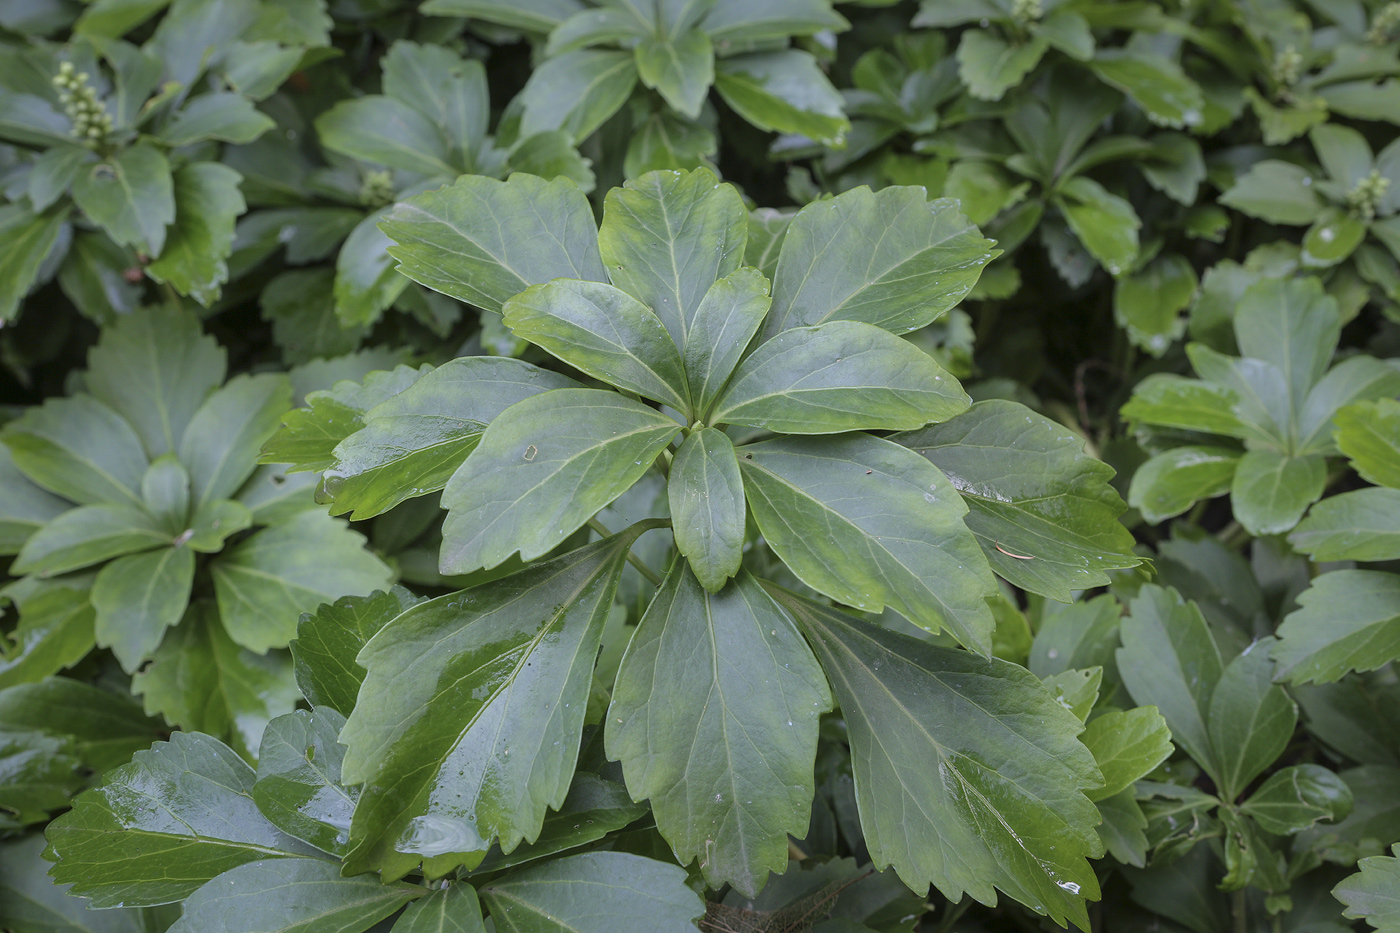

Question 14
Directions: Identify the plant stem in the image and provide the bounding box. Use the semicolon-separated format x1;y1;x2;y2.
1232;889;1248;933
586;516;663;586
936;898;972;933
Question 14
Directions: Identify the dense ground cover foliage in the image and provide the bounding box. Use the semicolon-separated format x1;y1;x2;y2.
1;0;1398;930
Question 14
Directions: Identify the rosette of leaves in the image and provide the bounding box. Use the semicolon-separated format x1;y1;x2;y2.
1122;274;1400;535
1231;0;1400;144
254;167;1146;924
422;0;851;168
0;306;392;756
1109;585;1354;924
1221;124;1400;281
0;0;331;322
233;39;596;358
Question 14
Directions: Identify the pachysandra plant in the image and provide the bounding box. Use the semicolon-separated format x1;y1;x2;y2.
0;0;331;322
0;305;392;755
77;165;1146;929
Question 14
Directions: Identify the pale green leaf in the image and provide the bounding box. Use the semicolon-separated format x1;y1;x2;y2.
1273;570;1400;685
1129;446;1240;524
1081;707;1174;802
668;429;745;592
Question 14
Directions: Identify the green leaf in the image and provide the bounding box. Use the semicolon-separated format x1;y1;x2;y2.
339;531;639;879
0;728;81;826
324;358;579;520
70;142;175;256
253;709;358;857
470;772;647;874
503;280;690;411
84;305;226;460
1054;176;1140;276
3;395;149;507
0;585;96;690
894;400;1140;601
767;185;995;336
1080;707;1174;801
180;374;292;512
1096;791;1148;868
420;0;586;32
1114;253;1197;356
1117;585;1223;781
1088;51;1204;129
624;111;716;177
607;566;829;894
0;445;68;555
683;267;771;417
1219;160;1326;225
169;857;421;933
1303;208;1368;268
57;230;143;322
1298;359;1400;455
745;208;791;280
773;589;1103;928
1242;764;1353;835
316;96;455;177
335;209;409;329
45;731;310;907
13;503;168;576
507;131;597;192
516;50;638;142
1230;450;1326;536
0;675;161;774
383;173;607;315
636;31;714;119
0;93;73;148
439;389;679;574
1207;640;1296;801
0;834;157;933
1120;374;1258;440
1273;570;1400;685
738;433;998;652
0;204;67;322
1129;446;1240;524
1290;488;1400;562
1235;276;1340;411
1336;399;1400;488
132;602;299;758
391;884;486;933
1044;667;1103;721
956;31;1047;102
262;268;367;365
383;42;489;165
668;429;745;592
1335;844;1400;930
712;321;969;432
91;546;194;671
478;852;704;933
1029;595;1121;679
212;510;392;653
713;50;849;146
598;167;748;348
159;93;274;146
292;588;423;717
145;162;245;307
700;0;847;41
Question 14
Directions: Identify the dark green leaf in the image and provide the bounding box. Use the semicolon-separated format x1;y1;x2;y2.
516;50;638;142
503;280;690;410
339;530;641;879
169;857;421;933
1054;176;1140;276
1273;570;1400;685
132;602;299;758
212;510;392;653
383;173;607;315
668;428;745;591
1336;399;1400;488
292;587;423;717
608;565;829;894
3;395;149;507
597;166;748;348
894;400;1140;601
70;142;175;256
774;589;1103;929
767;185;995;336
45;731;311;907
470;773;647;874
1117;585;1223;781
1081;707;1174;801
712;321;969;432
1088;51;1204;129
145;162;246;307
392;884;487;933
316;96;455;177
159;93;274;146
91;546;194;671
0;728;81;825
1129;446;1239;524
0;834;157;933
739;433;998;653
0;584;96;690
439;389;679;574
1114;253;1197;356
56;231;143;323
478;852;704;933
0;204;67;322
254;709;358;857
1207;640;1296;801
1242;764;1353;835
636;32;714;118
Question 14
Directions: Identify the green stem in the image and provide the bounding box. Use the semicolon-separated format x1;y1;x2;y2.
159;279;182;310
1232;889;1248;933
586;516;664;586
936;898;972;933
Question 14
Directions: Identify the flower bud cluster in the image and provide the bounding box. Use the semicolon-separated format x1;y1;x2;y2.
1011;0;1043;25
1346;170;1391;221
1272;44;1303;89
359;169;396;208
1369;2;1400;43
53;62;113;145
